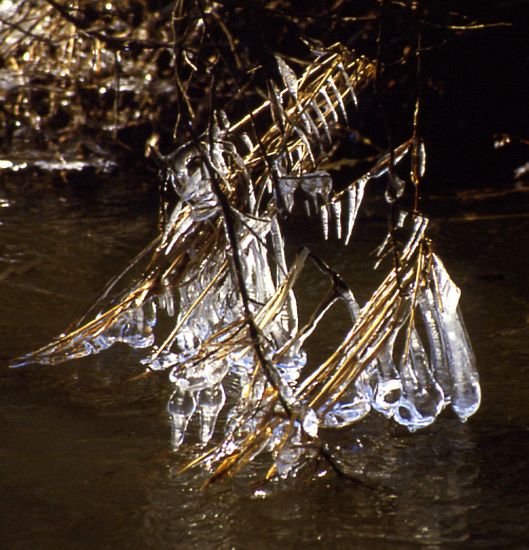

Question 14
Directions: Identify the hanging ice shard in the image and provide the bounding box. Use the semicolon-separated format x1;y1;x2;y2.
275;55;299;100
321;203;330;240
278;177;298;212
167;387;198;450
417;288;452;402
198;385;226;445
310;99;331;142
319;86;338;122
394;329;445;431
331;199;342;239
430;254;481;422
343;176;368;245
338;61;358;108
326;76;347;119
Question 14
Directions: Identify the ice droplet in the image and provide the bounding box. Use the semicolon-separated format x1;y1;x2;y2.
384;173;406;204
302;407;319;437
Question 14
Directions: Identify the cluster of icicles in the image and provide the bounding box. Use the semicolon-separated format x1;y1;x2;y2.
11;45;481;478
147;207;481;448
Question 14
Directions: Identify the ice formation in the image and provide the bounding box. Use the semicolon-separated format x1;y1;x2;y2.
11;44;480;480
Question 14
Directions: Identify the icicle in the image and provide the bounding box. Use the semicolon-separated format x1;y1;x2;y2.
365;329;402;418
304;199;311;217
241;132;254;153
167;387;198;449
270;217;289;289
393;329;445;431
275;56;298;100
339;293;360;326
431;255;481;422
396;209;408;228
447;309;481;422
253;240;276;305
319;287;375;427
368;300;412;419
299;110;322;154
278;177;298;212
165;288;175;317
319;87;338;122
165;213;194;254
321;203;329;240
269;81;287;128
331;199;342;239
211;142;228;176
344;189;356;246
326;76;347;120
217;109;230;130
298;109;315;138
310;99;331;143
417;288;452;402
418;140;426;178
338;62;358;107
293;126;315;166
198;384;226;445
343;176;368;246
373;210;409;269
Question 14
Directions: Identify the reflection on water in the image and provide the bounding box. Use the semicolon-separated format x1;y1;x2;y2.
1;177;528;548
142;417;483;549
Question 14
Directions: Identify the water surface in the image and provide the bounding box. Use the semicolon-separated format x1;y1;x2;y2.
1;176;528;548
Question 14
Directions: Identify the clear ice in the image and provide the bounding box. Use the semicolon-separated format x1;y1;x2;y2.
11;46;481;478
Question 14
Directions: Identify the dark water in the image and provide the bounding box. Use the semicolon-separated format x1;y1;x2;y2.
1;177;528;549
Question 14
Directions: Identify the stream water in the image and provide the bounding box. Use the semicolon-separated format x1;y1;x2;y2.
1;174;528;549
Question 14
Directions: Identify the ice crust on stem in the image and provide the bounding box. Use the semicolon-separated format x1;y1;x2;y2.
11;44;480;481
